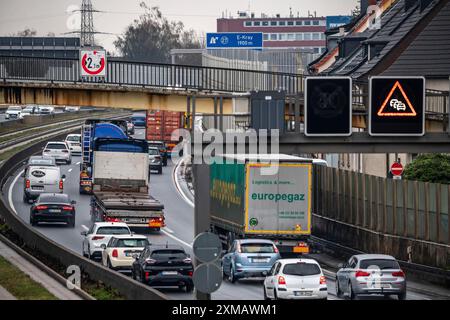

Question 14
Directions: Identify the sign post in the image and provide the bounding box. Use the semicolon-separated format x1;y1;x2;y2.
80;49;107;78
206;33;263;49
369;77;425;136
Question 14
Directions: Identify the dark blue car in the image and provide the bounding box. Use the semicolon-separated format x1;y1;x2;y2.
132;115;146;127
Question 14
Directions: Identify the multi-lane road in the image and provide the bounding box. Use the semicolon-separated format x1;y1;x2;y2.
2;127;442;300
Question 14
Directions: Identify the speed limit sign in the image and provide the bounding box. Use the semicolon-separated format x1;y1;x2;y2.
80;49;107;77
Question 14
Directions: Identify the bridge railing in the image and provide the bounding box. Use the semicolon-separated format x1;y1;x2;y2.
0;56;304;94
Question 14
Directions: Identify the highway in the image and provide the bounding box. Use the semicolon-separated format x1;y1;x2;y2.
3;127;441;300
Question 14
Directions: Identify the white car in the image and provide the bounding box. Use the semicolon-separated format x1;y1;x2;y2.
39;105;55;115
65;134;82;155
64;106;80;112
21;105;40;116
81;222;131;260
101;234;149;271
43;141;72;164
5;106;23;120
263;258;328;300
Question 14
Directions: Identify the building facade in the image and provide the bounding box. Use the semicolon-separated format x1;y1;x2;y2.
217;12;327;55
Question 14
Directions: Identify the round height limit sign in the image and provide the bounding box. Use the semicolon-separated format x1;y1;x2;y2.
80;49;106;77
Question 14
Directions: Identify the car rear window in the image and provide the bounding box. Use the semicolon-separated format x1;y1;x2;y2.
97;227;130;235
66;136;81;142
116;239;149;247
46;143;67;150
8;107;21;111
149;149;159;155
283;263;321;276
359;259;400;270
38;194;69;203
240;243;276;254
151;249;186;259
30;159;54;166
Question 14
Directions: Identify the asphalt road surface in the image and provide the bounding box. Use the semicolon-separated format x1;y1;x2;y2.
3;128;440;300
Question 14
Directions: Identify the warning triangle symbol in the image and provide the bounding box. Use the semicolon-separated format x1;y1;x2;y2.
377;81;417;117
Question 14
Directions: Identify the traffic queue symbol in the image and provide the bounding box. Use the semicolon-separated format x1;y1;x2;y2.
377;81;417;117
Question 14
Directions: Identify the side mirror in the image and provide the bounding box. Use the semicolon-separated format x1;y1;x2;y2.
132;254;139;260
80;231;88;236
262;271;268;276
71;200;77;205
61;175;66;179
100;244;107;250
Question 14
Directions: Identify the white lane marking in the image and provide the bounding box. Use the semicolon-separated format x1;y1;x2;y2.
8;169;24;215
161;229;192;249
163;227;174;234
76;162;81;165
68;168;73;173
172;158;194;208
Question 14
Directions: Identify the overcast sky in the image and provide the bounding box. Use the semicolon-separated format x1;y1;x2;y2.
0;0;357;53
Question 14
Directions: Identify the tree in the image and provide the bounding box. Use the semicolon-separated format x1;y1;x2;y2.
403;154;450;184
14;28;37;37
114;2;202;64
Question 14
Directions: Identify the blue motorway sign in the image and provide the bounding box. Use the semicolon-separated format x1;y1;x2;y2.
206;33;263;49
326;16;352;30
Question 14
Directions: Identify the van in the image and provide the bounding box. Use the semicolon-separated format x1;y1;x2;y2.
23;165;66;203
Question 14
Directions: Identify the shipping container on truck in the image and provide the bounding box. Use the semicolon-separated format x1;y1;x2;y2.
90;138;165;230
79;119;129;194
146;110;184;156
210;154;315;255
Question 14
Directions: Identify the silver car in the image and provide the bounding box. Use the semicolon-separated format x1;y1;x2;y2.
335;254;406;300
43;141;72;164
222;239;281;283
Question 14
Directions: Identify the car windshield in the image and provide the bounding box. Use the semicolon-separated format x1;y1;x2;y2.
359;259;400;270
132;117;145;121
29;158;54;166
8;107;21;111
46;143;67;150
283;263;321;276
66;136;81;142
240;243;276;254
97;227;130;235
115;239;149;247
149;149;159;155
150;249;187;259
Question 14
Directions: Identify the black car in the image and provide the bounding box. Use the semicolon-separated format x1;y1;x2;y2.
132;245;194;292
30;193;76;228
147;141;168;166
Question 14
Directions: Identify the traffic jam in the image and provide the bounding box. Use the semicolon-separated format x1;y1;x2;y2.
15;111;409;300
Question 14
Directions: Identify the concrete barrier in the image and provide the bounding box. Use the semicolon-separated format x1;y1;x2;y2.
0;131;168;300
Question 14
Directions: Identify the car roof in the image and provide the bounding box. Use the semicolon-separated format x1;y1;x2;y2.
38;193;70;202
110;234;148;240
237;239;275;244
353;254;397;261
278;258;320;265
46;141;67;144
66;134;81;137
94;222;129;228
29;156;55;162
147;244;185;251
149;146;159;150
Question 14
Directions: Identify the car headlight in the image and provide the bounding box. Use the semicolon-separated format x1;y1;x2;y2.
235;263;243;267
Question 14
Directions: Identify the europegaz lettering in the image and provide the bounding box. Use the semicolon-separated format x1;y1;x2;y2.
251;193;305;203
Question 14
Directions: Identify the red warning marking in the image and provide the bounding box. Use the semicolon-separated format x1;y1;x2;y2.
377;81;417;117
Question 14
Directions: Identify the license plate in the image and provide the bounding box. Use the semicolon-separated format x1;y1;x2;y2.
293;246;309;253
252;259;269;263
125;252;135;257
127;219;142;223
162;271;177;276
294;291;312;296
32;186;44;190
49;209;61;213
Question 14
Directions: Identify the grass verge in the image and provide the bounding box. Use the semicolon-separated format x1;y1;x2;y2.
0;255;57;300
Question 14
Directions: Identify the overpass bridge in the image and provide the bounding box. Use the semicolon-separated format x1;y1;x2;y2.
0;55;448;131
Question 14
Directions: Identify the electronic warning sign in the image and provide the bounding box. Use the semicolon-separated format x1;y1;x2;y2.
305;77;352;136
369;77;425;136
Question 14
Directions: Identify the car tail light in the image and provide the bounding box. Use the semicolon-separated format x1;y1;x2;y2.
35;205;48;210
105;217;122;222
145;258;156;265
320;276;326;285
392;270;405;277
62;206;73;211
187;271;193;277
92;236;104;241
297;242;308;247
273;246;279;254
278;276;286;285
145;272;150;280
355;270;370;278
183;257;192;264
26;179;30;188
59;180;63;190
112;249;118;258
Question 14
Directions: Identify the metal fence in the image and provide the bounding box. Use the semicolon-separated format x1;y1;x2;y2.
0;55;304;94
313;166;450;245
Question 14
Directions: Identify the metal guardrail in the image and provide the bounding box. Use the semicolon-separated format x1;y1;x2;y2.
0;55;304;95
0;128;168;300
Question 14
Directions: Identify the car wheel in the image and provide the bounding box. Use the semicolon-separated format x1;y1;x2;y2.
131;270;136;280
222;265;227;280
107;258;113;270
23;193;29;203
228;265;236;284
30;215;36;226
263;287;270;300
158;168;162;174
336;278;344;298
185;284;194;293
68;217;75;228
348;281;356;300
398;292;406;300
273;289;278;300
